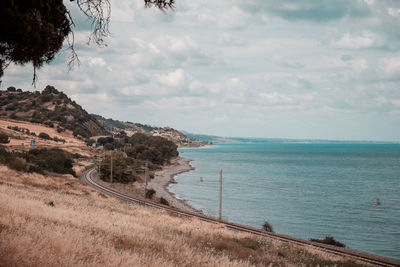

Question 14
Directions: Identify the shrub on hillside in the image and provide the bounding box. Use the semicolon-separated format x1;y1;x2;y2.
100;152;135;183
104;143;115;150
310;236;346;248
262;221;274;233
160;197;169;206
98;136;114;146
145;188;156;199
0;148;27;172
126;133;178;165
38;132;51;140
25;148;75;176
0;133;9;143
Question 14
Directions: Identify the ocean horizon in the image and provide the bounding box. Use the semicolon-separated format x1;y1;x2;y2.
169;138;400;259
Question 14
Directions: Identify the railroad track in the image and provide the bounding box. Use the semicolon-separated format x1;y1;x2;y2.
81;168;400;267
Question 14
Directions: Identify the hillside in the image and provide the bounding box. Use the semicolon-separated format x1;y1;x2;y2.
92;114;211;147
0;86;108;138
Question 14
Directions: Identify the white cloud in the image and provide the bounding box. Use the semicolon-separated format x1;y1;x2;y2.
197;6;250;29
259;92;294;105
331;31;382;49
381;57;400;77
387;8;400;17
87;57;106;67
156;69;186;88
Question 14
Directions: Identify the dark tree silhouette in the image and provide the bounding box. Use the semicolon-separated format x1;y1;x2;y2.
0;0;175;84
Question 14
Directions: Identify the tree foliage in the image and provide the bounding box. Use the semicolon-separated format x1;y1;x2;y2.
0;0;71;84
0;147;75;175
0;0;175;84
100;152;136;183
126;133;178;165
0;133;10;144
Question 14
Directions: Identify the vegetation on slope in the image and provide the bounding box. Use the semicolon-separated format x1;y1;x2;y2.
0;85;108;138
0;147;76;176
92;114;211;147
98;133;178;183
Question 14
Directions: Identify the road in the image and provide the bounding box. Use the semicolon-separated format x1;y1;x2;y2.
81;167;400;267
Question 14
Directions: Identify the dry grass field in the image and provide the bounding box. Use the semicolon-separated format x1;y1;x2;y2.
0;118;94;157
0;165;366;267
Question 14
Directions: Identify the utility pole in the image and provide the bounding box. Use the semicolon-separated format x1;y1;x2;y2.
98;155;101;174
110;152;113;183
145;162;148;188
219;169;222;221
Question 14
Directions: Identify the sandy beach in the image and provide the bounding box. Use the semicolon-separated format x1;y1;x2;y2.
148;157;198;213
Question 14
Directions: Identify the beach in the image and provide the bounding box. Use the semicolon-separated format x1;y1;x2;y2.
148;157;198;213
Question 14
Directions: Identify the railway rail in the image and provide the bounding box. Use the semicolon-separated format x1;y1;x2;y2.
81;168;400;267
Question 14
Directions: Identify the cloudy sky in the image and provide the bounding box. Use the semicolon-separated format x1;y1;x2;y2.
2;0;400;141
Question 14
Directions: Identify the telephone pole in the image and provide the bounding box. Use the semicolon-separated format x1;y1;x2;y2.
110;152;113;183
145;161;148;188
219;169;222;221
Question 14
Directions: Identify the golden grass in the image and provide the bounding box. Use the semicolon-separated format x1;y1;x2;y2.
0;118;94;157
0;166;366;267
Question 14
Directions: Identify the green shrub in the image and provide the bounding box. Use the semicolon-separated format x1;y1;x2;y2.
38;132;51;140
26;148;75;176
99;152;135;183
160;197;169;205
7;158;26;171
0;133;9;144
126;133;178;165
262;221;274;233
145;188;156;199
310;236;346;248
98;136;114;145
104;143;115;150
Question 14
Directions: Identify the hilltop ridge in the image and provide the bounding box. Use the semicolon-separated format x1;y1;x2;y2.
0;85;108;138
92;114;211;147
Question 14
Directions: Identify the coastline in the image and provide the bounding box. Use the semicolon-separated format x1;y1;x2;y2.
149;156;200;213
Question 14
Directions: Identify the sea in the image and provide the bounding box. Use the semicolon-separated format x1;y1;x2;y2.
168;138;400;259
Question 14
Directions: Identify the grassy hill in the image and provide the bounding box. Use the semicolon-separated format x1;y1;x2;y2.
0;85;108;138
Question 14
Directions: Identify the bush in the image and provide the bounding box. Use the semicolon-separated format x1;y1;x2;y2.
38;132;51;140
7;158;26;172
126;133;178;165
44;121;54;128
160;197;169;206
0;133;9;143
104;143;115;150
98;136;114;145
262;221;274;233
145;188;156;199
310;236;346;248
25;148;75;175
85;139;95;146
99;152;135;183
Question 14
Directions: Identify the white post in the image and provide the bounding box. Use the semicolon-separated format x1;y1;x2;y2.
110;153;113;183
145;162;148;188
219;169;222;220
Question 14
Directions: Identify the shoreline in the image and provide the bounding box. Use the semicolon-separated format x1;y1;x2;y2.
148;156;200;213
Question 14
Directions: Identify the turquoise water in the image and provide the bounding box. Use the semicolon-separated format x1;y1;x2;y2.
169;140;400;259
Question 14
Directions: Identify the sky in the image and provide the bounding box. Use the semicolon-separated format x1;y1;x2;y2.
2;0;400;141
